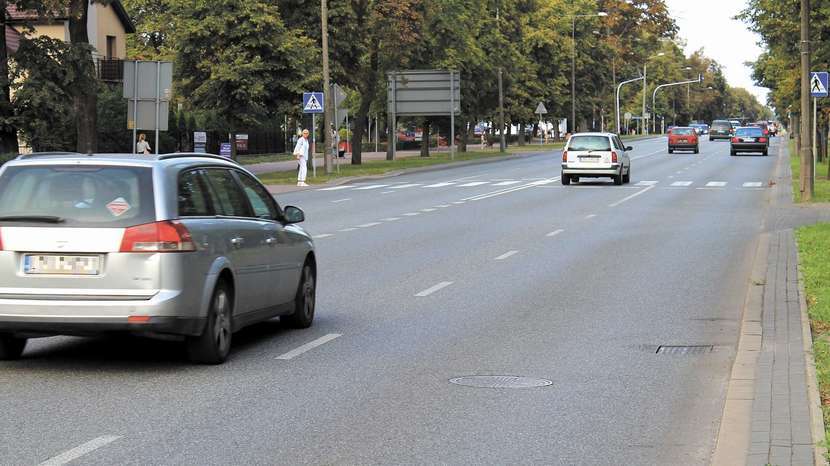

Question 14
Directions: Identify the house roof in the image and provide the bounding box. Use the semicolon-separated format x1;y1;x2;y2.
7;2;135;33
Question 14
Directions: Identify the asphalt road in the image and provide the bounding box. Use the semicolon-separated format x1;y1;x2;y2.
0;135;780;465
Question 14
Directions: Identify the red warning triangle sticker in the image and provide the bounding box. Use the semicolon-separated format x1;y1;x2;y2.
106;197;131;217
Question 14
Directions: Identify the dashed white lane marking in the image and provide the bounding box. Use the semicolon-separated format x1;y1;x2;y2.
609;185;655;207
636;180;658;186
421;208;437;212
584;214;597;219
319;185;354;191
381;191;394;194
466;178;559;201
415;281;454;297
338;228;357;232
357;222;381;228
546;229;565;237
530;178;558;185
494;250;519;260
671;181;693;187
390;183;422;189
706;181;727;187
493;180;523;186
39;436;122;466
332;198;351;203
675;171;683;174
453;201;466;204
424;182;455;188
458;181;489;187
312;234;334;239
435;204;451;208
276;334;342;360
403;212;420;216
354;184;389;190
743;182;763;188
382;217;401;222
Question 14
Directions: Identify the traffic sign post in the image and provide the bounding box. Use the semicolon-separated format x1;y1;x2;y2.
535;102;548;144
810;72;828;188
303;92;325;177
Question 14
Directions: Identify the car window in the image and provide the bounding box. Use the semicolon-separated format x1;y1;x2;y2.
235;172;280;220
673;128;694;135
178;169;213;217
568;136;611;151
0;165;155;227
614;137;625;151
736;127;763;137
203;169;253;218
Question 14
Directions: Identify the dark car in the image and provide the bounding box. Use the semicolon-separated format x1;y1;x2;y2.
710;120;733;140
730;126;769;156
667;127;699;154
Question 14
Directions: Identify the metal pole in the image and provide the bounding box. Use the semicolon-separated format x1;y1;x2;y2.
321;0;333;174
450;71;455;160
571;17;576;133
498;68;506;152
312;114;316;178
132;60;137;153
284;115;288;153
642;63;647;135
616;76;644;136
800;0;813;199
375;115;379;153
154;61;160;154
814;97;817;184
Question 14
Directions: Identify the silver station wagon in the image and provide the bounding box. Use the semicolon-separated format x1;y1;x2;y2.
0;153;316;364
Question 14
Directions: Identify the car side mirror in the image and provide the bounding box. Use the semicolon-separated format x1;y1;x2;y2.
625;146;633;151
283;205;305;224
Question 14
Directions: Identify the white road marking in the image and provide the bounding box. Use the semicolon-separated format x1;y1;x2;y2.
332;198;351;203
312;234;334;239
630;148;668;161
493;180;523;186
434;204;451;208
415;281;454;297
390;183;421;189
381;191;394;194
546;229;565;237
743;182;763;188
421;208;437;212
529;178;558;185
357;222;381;228
706;181;727;187
354;184;389;190
382;217;401;222
671;181;693;187
466;178;560;201
318;186;354;191
636;180;658;186
276;334;342;360
494;250;519;260
338;228;357;232
39;436;122;466
458;181;489;187
424;182;455;188
403;212;420;216
453;201;466;204
608;185;655;207
584;214;597;219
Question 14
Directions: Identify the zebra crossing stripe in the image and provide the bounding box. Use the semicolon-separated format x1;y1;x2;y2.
671;181;693;187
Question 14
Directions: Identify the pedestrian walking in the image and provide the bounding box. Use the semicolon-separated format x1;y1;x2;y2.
293;129;310;187
136;133;151;155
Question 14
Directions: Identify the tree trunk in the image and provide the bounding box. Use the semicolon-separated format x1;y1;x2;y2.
517;123;525;146
460;119;472;153
68;0;97;153
420;120;430;157
0;0;18;154
352;44;380;165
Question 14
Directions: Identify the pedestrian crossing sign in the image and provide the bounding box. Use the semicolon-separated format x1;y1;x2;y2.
303;92;325;113
810;72;828;98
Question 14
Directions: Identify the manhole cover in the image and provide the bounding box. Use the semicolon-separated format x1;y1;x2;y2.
656;345;714;355
449;375;552;389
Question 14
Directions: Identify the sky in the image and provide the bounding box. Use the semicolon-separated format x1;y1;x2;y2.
665;0;769;106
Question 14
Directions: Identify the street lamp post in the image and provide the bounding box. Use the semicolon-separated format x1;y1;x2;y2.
571;11;607;133
642;52;664;135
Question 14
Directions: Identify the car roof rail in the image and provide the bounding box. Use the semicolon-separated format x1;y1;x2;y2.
15;151;83;160
158;152;241;164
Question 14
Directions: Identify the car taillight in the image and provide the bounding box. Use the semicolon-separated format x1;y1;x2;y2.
759;137;767;143
611;151;618;163
562;150;568;163
732;137;740;143
119;221;196;253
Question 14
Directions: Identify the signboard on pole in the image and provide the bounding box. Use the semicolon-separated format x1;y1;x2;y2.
219;143;232;157
535;102;548;116
235;133;249;152
123;61;173;155
303;92;325;113
810;72;828;98
193;131;207;153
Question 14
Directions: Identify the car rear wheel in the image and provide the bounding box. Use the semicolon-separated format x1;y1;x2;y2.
763;150;768;156
283;262;316;329
613;168;623;186
622;166;630;184
561;173;571;185
694;146;699;154
186;283;232;364
0;335;26;360
668;147;673;154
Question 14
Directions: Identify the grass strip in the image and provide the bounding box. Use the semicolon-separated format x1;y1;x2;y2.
791;139;830;203
796;223;830;452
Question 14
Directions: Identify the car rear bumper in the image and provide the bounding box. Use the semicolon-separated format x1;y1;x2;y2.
668;143;698;149
731;143;768;152
0;316;205;337
562;163;621;176
709;134;731;139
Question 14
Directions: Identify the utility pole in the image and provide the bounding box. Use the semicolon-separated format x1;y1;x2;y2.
321;0;333;174
800;0;814;200
498;68;506;153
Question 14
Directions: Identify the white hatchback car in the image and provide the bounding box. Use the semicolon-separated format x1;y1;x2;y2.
561;132;632;185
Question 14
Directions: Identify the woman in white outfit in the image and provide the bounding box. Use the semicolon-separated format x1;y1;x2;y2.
293;129;310;187
136;133;151;154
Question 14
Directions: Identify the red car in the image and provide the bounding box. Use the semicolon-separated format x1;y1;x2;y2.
667;127;699;154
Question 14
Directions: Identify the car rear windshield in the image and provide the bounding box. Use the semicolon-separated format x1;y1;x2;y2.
0;165;155;227
672;128;694;135
736;127;763;137
567;136;611;151
712;121;731;130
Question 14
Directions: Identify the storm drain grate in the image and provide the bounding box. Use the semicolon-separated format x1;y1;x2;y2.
655;345;714;355
449;375;553;389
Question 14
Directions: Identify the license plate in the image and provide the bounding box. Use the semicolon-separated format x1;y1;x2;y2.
678;139;687;143
578;156;599;163
744;138;755;142
24;255;101;275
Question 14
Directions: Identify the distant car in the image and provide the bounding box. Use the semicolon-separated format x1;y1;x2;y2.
668;127;699;154
0;152;317;363
690;123;709;135
710;120;733;140
729;120;741;131
731;126;769;156
561;132;632;185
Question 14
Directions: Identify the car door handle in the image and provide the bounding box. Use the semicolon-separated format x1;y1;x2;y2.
265;237;277;246
230;237;244;247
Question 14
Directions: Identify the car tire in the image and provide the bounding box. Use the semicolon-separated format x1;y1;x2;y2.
186;282;233;364
561;174;571;185
0;335;26;360
668;147;673;154
613;168;623;186
283;262;316;329
763;150;768;156
694;146;699;154
622;166;630;184
730;150;736;156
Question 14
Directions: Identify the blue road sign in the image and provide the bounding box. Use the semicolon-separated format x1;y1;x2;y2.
810;72;828;98
303;92;325;113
